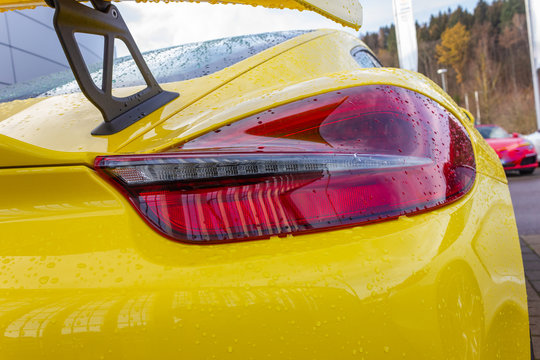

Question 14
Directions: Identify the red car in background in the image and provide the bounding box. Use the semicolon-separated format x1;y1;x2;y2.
476;125;538;175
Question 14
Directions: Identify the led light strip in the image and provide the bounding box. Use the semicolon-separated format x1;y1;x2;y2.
103;154;432;186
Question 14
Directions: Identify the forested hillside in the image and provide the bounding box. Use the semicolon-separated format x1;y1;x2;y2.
362;0;537;133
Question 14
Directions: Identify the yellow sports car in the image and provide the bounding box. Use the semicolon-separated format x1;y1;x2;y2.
0;0;530;358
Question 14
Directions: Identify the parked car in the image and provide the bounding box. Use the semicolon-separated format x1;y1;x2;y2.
476;124;538;175
0;0;530;359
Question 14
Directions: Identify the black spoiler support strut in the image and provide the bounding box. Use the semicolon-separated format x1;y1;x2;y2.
46;0;179;135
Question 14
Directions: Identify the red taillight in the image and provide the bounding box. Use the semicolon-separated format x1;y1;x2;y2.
95;85;475;243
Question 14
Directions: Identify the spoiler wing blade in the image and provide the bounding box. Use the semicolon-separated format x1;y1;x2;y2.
0;0;362;29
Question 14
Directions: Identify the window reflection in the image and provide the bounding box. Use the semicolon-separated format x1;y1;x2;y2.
117;294;155;329
61;298;118;334
5;301;71;338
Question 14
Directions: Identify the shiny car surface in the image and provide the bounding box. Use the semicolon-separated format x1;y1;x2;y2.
0;0;530;358
476;124;538;175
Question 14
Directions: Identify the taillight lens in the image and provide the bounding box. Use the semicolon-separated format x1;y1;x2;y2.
95;85;475;243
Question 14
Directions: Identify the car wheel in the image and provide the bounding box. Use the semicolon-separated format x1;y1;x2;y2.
520;168;535;175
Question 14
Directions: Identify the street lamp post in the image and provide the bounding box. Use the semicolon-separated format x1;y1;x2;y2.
474;90;481;125
437;68;448;92
525;0;540;129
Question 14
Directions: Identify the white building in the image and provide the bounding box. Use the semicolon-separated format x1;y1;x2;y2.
0;6;102;88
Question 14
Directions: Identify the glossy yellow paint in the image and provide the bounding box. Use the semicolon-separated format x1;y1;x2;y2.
461;107;475;125
0;134;99;167
0;27;527;358
0;165;529;358
0;0;362;30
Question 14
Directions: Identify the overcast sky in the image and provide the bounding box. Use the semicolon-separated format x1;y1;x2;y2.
115;0;488;56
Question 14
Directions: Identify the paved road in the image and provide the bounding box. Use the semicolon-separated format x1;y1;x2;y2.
508;168;540;358
508;170;540;235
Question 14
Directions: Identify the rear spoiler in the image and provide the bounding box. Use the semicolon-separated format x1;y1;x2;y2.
0;0;362;135
0;0;362;29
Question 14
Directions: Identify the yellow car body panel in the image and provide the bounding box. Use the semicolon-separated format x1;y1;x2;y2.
0;28;528;359
0;167;528;359
0;0;362;29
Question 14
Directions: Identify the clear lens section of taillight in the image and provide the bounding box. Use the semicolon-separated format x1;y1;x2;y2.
95;85;476;243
